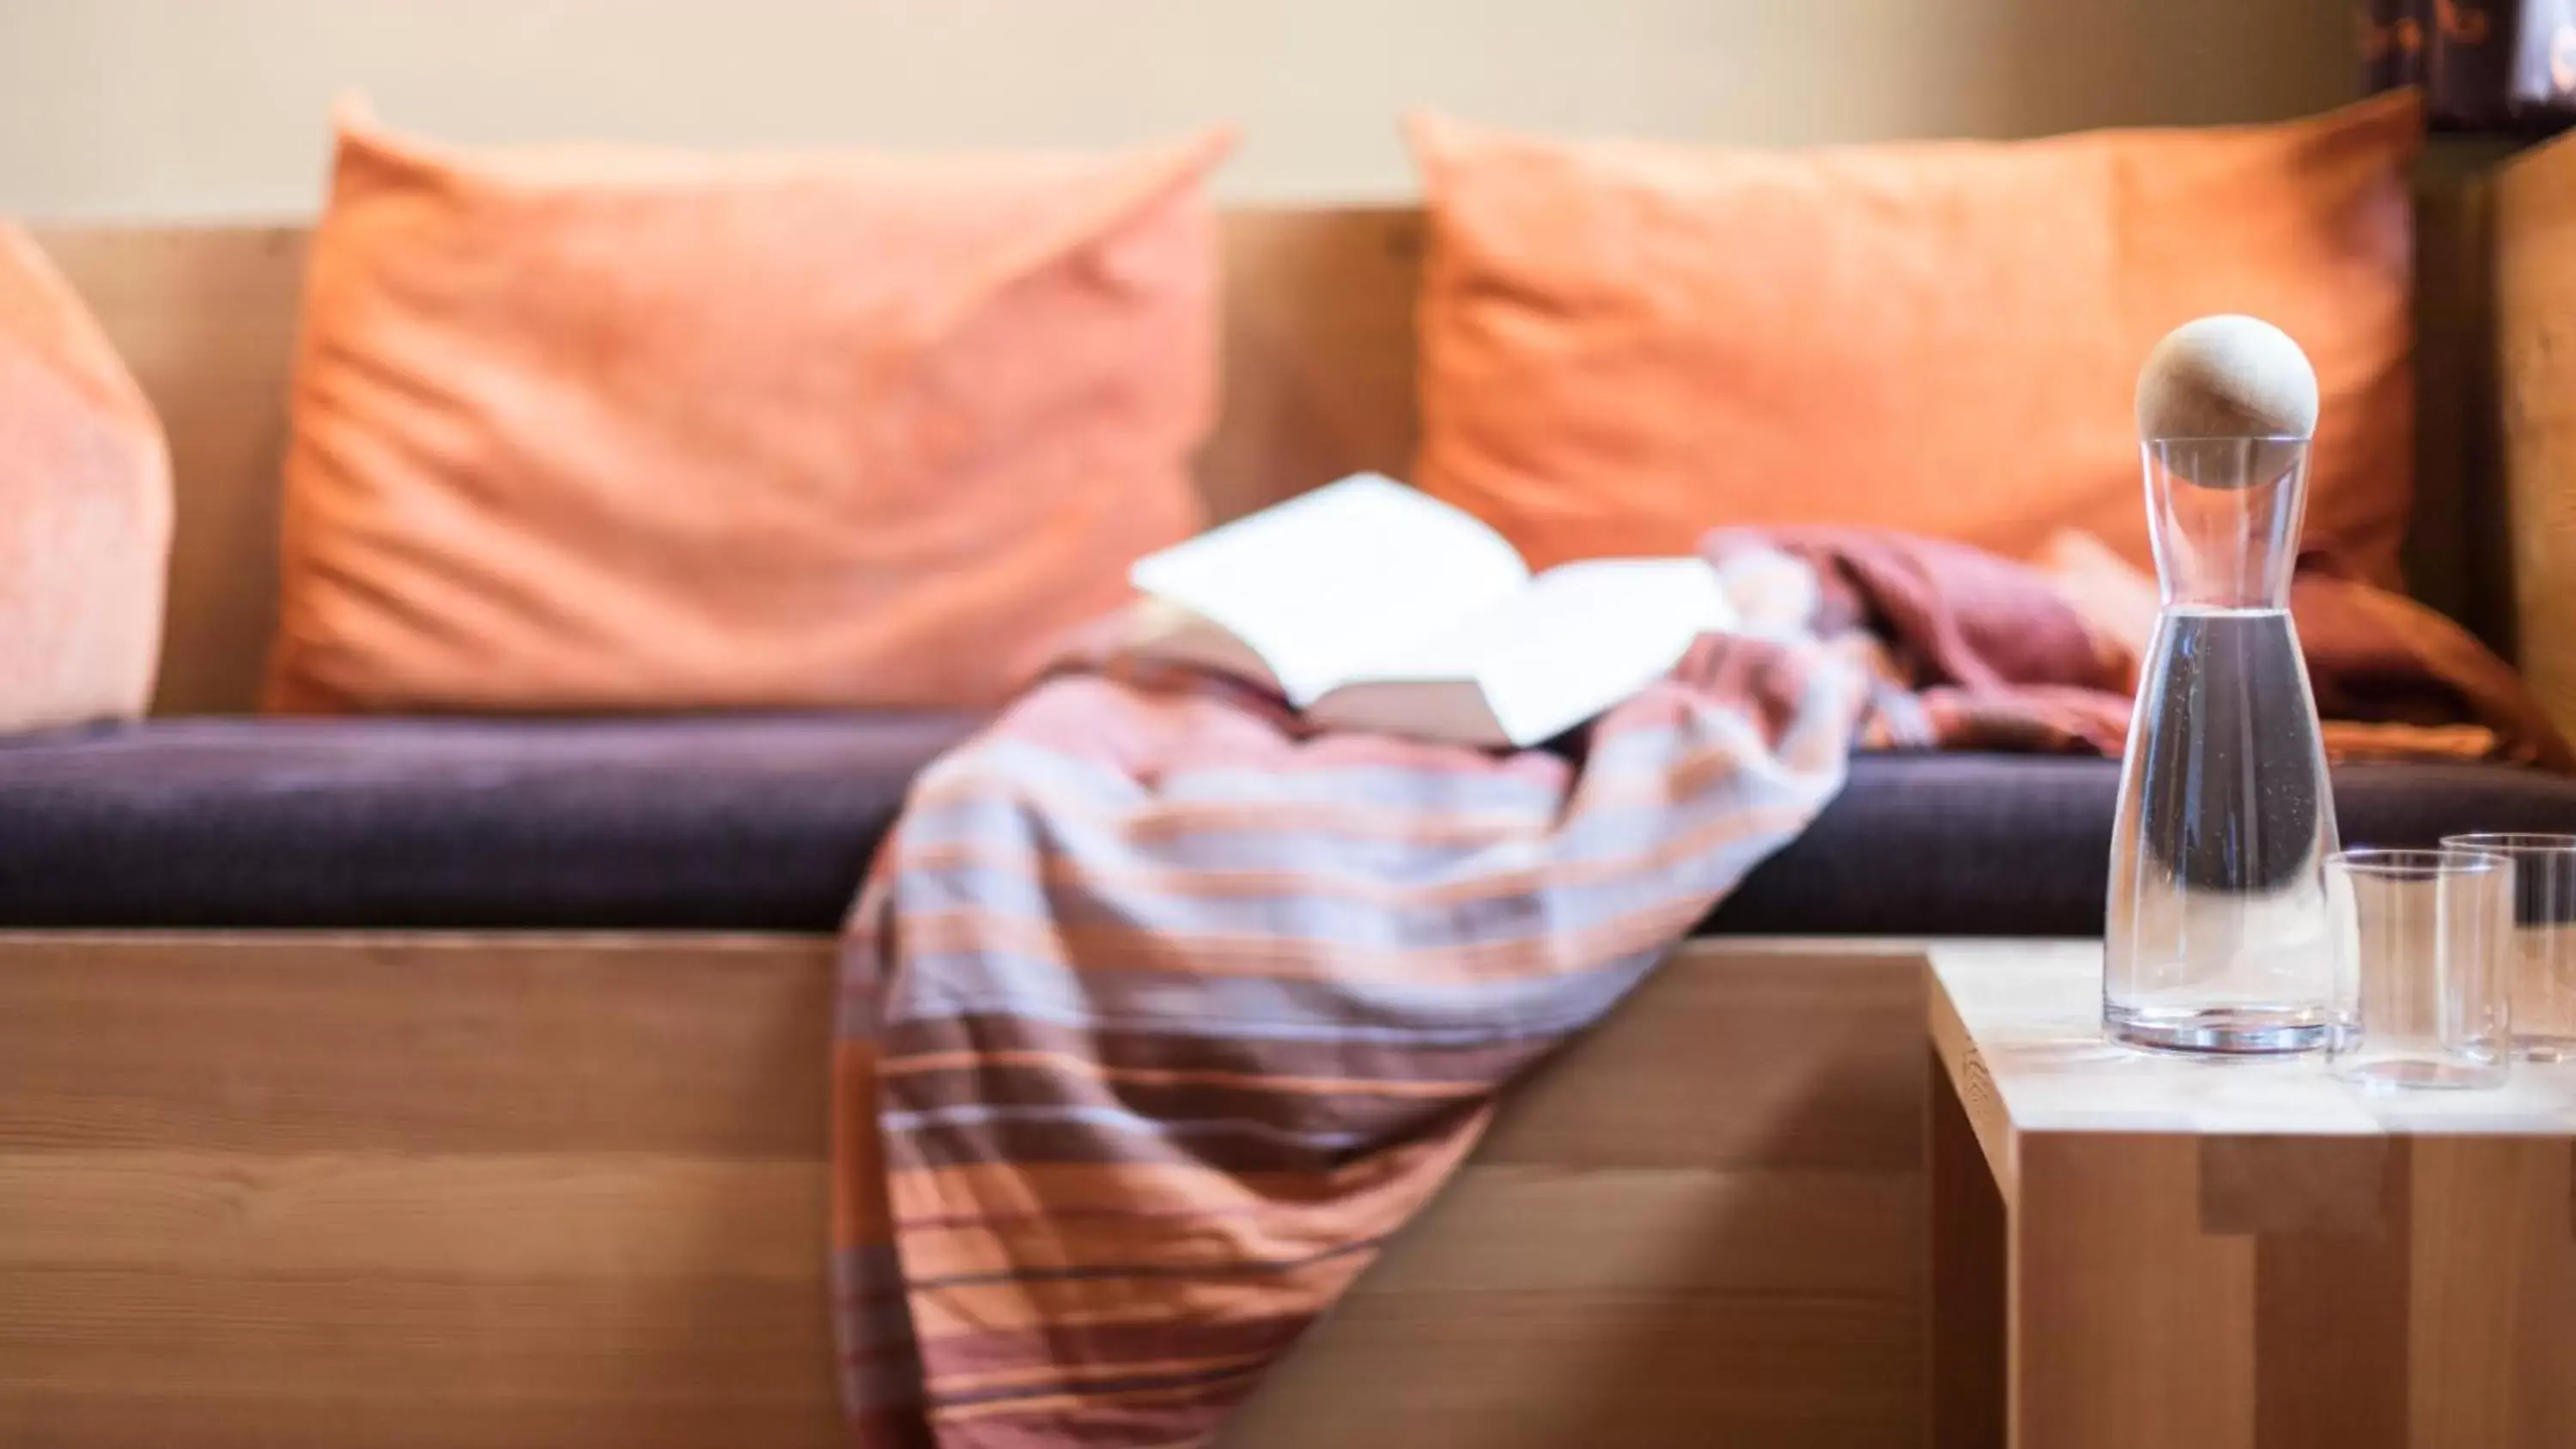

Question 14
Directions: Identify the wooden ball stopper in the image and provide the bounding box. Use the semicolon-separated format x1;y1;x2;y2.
2135;315;2318;487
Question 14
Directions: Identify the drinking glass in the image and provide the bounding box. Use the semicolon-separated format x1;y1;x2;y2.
2326;848;2512;1090
2442;833;2576;1061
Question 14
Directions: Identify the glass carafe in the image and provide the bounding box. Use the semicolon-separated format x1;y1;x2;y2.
2104;436;2337;1054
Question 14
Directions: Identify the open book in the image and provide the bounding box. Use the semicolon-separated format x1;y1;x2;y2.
1127;474;1735;749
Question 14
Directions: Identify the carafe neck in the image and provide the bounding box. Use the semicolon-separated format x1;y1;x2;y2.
2142;437;2309;610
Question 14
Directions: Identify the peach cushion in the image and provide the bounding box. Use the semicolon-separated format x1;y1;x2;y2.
0;225;171;731
1410;94;2421;585
270;106;1229;713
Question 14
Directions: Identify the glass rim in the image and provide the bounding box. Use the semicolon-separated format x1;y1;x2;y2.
2329;846;2510;881
2141;433;2311;445
2439;832;2576;855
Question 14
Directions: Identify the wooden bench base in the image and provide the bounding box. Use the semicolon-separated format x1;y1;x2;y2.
0;931;1932;1448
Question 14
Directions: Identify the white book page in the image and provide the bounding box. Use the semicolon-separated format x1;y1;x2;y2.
1310;559;1735;747
1129;475;1528;706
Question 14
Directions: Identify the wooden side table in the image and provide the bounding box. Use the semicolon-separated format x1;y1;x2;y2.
1927;942;2576;1448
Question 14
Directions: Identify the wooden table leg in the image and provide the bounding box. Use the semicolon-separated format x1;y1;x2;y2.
2010;1133;2257;1448
2405;1137;2576;1446
1928;1048;2004;1448
2007;1133;2576;1448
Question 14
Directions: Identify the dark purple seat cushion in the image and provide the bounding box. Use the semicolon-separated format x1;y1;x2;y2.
2;717;2573;935
1712;753;2576;937
0;715;979;931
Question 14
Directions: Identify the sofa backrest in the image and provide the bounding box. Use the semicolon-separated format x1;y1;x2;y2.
28;153;2521;716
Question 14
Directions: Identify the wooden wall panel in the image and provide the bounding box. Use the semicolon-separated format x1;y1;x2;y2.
35;227;307;718
2497;128;2576;746
2409;136;2522;649
0;932;1931;1449
1200;208;1422;525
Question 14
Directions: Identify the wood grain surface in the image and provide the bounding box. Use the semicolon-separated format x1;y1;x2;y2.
1929;942;2576;1447
0;932;1934;1449
1929;942;2576;1140
1927;1052;2007;1449
2498;128;2576;749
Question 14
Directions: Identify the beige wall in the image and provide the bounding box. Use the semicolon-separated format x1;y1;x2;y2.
0;0;2358;220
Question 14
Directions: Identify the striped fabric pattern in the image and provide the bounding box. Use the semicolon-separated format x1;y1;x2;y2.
833;529;2565;1448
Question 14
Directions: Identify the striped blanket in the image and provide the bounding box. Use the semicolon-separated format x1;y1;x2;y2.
834;528;2563;1448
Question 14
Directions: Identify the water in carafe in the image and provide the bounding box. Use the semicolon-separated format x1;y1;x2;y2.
2105;320;2337;1055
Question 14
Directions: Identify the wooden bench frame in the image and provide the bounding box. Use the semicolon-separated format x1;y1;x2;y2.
0;932;1932;1447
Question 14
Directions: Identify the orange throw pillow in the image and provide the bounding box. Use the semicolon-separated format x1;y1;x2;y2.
270;105;1230;713
1410;94;2421;586
0;225;171;731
